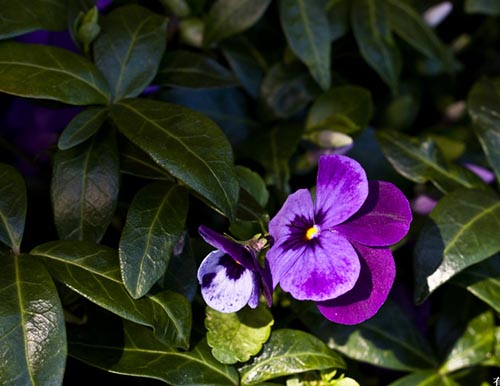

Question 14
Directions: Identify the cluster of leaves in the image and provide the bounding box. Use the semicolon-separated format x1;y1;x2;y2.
0;0;499;385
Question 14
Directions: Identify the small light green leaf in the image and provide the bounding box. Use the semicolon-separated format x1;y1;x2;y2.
388;371;460;386
206;305;274;364
0;164;26;253
452;255;500;313
120;182;188;299
203;0;272;46
279;0;331;90
160;0;191;17
465;0;500;15
386;0;455;71
351;0;401;93
0;41;110;105
31;240;192;348
467;77;500;185
414;189;500;303
93;5;168;101
0;0;67;39
306;86;373;135
440;311;495;373
75;6;101;54
52;128;119;243
303;302;437;371
58;107;109;150
377;130;485;193
239;329;345;386
236;166;269;207
69;319;239;385
155;50;238;88
0;253;66;386
109;98;239;220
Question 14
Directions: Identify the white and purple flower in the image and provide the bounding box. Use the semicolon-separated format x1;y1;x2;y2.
197;226;272;313
267;155;412;324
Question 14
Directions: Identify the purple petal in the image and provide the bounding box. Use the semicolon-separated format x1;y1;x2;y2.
268;189;315;242
267;231;360;301
199;225;256;271
315;155;368;228
335;181;412;246
198;250;256;313
317;244;395;325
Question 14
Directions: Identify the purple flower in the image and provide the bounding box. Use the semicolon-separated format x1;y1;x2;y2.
267;155;412;324
197;226;272;313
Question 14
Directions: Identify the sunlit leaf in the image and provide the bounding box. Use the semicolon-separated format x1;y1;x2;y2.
31;240;192;348
0;253;66;386
109;98;239;219
0;164;26;252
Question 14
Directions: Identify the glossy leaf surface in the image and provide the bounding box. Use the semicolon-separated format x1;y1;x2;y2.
69;320;239;385
58;107;109;150
206;305;274;364
279;0;331;90
120;182;188;299
110;98;239;219
31;240;192;348
239;329;345;385
377;130;484;193
52;129;119;243
415;189;500;302
203;0;272;46
155;50;238;88
0;253;66;386
93;5;168;101
0;41;110;105
0;164;26;252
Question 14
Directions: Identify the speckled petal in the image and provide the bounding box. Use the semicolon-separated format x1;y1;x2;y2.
198;250;255;313
268;231;360;301
315;155;368;227
317;244;395;325
335;181;412;246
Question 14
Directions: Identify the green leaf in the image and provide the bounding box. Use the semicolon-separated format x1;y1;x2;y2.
326;0;349;42
239;329;345;385
386;0;455;71
120;182;188;299
58;107;109;150
236;166;269;207
0;164;26;253
0;253;66;386
203;0;272;46
388;371;460;386
414;189;500;303
93;5;168;101
305;86;373;135
155;50;238;88
206;305;274;364
69;320;239;385
279;0;331;90
351;0;401;93
0;0;67;39
452;256;500;313
31;240;192;348
465;0;500;15
467;77;500;185
377;130;485;193
52;128;119;243
303;301;437;371
440;311;496;373
109;98;239;220
0;41;110;105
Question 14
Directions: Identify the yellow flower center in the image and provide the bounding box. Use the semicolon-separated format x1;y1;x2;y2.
305;225;321;240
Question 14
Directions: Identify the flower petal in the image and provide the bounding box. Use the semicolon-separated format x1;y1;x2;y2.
198;250;256;313
268;188;315;241
335;181;412;246
199;225;256;271
267;231;360;301
317;244;395;325
315;155;368;227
